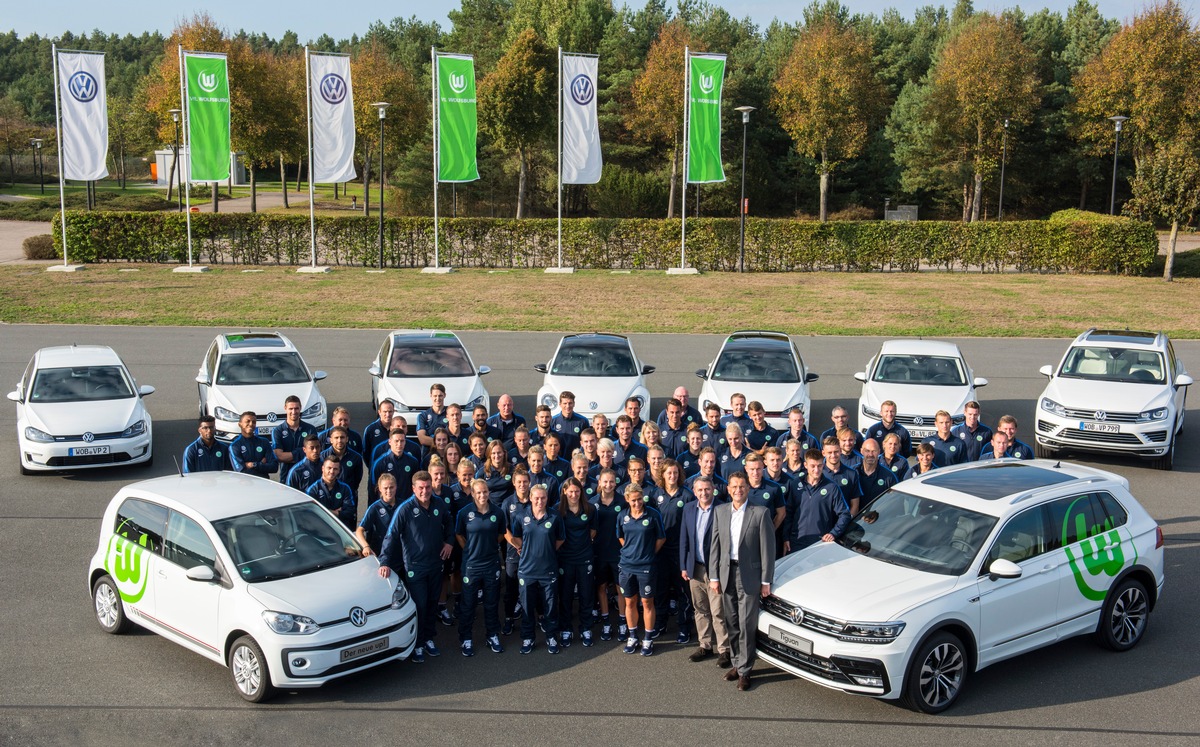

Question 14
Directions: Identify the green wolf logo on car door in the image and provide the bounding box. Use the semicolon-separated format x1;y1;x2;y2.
104;532;150;603
1063;505;1135;602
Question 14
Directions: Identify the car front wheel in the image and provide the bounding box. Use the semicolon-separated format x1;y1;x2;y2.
1148;435;1174;471
1095;578;1150;652
92;575;131;634
902;631;968;714
229;635;276;703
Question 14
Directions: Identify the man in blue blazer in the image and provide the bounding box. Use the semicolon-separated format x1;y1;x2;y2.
679;475;730;667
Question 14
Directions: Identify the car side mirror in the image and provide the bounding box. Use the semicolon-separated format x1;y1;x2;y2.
973;377;988;388
368;363;382;378
1176;373;1194;387
312;371;328;382
138;385;156;397
987;558;1022;580
186;565;217;583
805;372;819;383
853;372;867;383
694;368;707;380
195;373;210;385
1038;365;1053;378
533;363;548;374
478;365;491;376
642;365;656;375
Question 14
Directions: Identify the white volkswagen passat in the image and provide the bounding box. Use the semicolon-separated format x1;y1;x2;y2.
855;339;987;440
369;329;490;421
534;333;654;419
87;472;417;702
758;459;1164;713
9;345;154;473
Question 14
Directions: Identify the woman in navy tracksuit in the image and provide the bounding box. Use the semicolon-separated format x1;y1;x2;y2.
556;478;597;647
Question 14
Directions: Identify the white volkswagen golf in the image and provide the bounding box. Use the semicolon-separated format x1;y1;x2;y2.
758;460;1164;713
88;473;417;702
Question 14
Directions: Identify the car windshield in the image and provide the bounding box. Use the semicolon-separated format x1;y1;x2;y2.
212;502;363;582
551;339;638;377
836;490;997;576
387;339;475;377
1059;346;1166;384
29;365;135;403
216;352;310;385
712;343;800;383
871;355;967;386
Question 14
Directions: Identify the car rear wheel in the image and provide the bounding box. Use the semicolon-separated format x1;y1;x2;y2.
902;631;968;714
229;635;276;703
92;575;131;634
1095;578;1150;652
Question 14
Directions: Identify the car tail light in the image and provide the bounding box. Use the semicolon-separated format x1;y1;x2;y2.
1155;526;1164;549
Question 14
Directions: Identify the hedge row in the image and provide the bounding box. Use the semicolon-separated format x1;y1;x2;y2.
51;212;1158;274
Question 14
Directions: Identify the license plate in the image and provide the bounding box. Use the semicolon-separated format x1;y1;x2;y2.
256;425;275;436
340;636;388;662
1079;422;1119;433
908;429;935;439
768;625;813;655
69;445;110;456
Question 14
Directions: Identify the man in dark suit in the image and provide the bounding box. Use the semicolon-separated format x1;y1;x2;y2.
679;475;729;667
709;471;775;691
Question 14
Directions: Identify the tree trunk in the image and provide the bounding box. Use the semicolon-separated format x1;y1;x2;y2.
250;166;257;213
667;143;678;219
296;157;302;193
7;152;13;187
819;149;829;222
362;149;371;215
516;146;527;219
1078;179;1088;210
971;170;983;222
211;182;219;213
167;151;176;201
962;183;971;223
118;137;126;189
279;154;289;209
1164;218;1178;282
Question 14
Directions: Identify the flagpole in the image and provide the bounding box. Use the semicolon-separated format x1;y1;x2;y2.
305;47;316;268
432;47;440;269
51;44;69;268
557;47;563;269
179;46;194;268
680;47;689;269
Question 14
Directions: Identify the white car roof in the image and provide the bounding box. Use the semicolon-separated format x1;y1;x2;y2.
890;459;1128;518
115;472;308;522
1074;329;1167;351
388;329;462;340
35;345;124;368
214;332;298;354
878;339;963;357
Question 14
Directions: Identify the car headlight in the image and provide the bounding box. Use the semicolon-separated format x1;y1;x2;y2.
121;420;146;438
24;426;54;443
1138;407;1168;422
1040;397;1067;417
633;395;647;410
861;404;881;419
700;399;714;411
214;406;240;422
951;413;966;425
384;397;406;411
838;621;905;643
540;393;558;409
391;582;410;609
301;401;323;420
464;395;486;412
261;610;320;635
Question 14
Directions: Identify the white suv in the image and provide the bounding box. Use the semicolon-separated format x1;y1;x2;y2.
758;459;1165;713
1035;329;1191;470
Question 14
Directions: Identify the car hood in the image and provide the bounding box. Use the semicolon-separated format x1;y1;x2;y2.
246;557;395;622
1042;378;1172;413
772;543;959;621
379;377;484;410
861;382;972;417
703;379;807;413
25;398;144;435
545;376;640;414
213;382;321;417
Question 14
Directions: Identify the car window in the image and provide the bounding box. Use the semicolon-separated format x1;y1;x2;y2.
387;342;474;377
1045;493;1126;549
985;505;1050;567
1059;346;1166;384
114;498;168;555
552;341;637;377
30;365;135;403
871;355;966;385
164;512;218;570
205;341;219;378
212;503;362;582
19;356;35;399
713;346;800;383
216;352;310;385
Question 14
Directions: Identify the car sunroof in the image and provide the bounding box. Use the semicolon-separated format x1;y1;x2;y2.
225;334;285;348
922;463;1077;500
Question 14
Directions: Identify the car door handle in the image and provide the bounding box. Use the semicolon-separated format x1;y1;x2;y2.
1040;563;1058;572
158;570;168;578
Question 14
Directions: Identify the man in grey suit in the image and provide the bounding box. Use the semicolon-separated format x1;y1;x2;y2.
709;471;776;691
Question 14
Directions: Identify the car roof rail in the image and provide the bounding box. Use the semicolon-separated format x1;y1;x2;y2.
1011;474;1110;504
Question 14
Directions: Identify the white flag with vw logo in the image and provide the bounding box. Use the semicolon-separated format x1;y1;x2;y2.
308;52;356;183
561;53;601;185
56;51;109;181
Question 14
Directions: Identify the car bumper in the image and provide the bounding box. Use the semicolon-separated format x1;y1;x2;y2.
756;605;904;700
266;602;418;688
214;417;328;444
1035;415;1172;457
19;431;152;471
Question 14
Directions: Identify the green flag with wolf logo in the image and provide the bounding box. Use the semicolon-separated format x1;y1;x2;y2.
686;53;726;184
436;54;479;183
184;52;231;182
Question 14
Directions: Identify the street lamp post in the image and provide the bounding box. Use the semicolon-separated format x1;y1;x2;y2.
734;105;755;273
168;108;182;212
998;119;1008;220
1108;115;1128;216
372;102;391;269
31;138;44;194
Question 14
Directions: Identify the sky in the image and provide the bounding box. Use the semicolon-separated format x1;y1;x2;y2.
3;1;1155;41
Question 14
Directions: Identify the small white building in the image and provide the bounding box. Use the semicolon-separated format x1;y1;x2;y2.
154;149;247;186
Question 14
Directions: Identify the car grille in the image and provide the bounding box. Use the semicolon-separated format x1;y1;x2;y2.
1058;407;1140;423
757;633;854;685
894;414;936;427
1065;430;1142;445
762;595;844;638
46;452;135;466
1145;430;1168;443
48;430;127;442
1037;420;1055;433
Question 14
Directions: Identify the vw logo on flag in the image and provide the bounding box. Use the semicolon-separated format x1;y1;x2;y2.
198;71;219;93
698;73;715;94
449;72;467;94
320;73;347;105
570;74;594;106
68;72;98;103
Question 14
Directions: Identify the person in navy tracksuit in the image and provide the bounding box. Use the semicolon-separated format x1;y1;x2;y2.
455;478;505;656
230;412;277;479
183;416;228;473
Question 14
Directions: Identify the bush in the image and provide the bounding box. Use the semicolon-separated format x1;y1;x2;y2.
51;212;1159;274
829;204;877;221
22;234;56;260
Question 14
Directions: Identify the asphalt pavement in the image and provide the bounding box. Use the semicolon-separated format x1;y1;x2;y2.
0;325;1197;745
